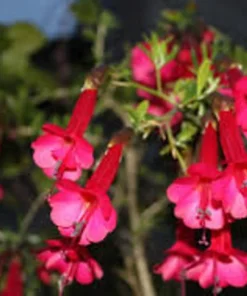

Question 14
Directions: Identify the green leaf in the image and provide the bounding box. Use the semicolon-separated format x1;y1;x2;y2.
135;101;149;121
71;0;100;25
1;23;45;75
7;23;45;55
126;101;149;129
100;10;118;29
197;59;211;97
176;121;198;145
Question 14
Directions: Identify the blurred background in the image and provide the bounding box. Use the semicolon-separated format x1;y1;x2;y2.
1;0;247;295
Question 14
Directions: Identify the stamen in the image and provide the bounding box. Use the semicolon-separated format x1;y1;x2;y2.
53;160;62;179
198;229;209;246
241;179;247;188
196;207;211;246
213;276;222;295
180;269;187;296
72;221;85;237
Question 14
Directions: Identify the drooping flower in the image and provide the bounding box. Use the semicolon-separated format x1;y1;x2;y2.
212;110;247;219
233;76;247;136
167;121;225;231
32;67;106;181
0;257;23;296
186;225;247;292
48;130;132;245
154;222;200;281
37;239;103;294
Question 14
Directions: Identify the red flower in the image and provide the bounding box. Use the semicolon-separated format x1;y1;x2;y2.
233;76;247;136
0;257;23;296
167;122;225;230
37;239;103;294
186;225;247;291
48;142;124;245
212;110;247;219
32;81;96;181
154;223;199;281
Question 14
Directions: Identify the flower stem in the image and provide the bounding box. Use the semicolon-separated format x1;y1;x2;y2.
165;124;187;174
111;80;174;104
155;66;162;94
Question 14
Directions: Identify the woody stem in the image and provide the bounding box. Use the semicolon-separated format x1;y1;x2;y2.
125;145;157;296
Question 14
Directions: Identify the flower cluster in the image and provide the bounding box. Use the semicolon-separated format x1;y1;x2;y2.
131;20;242;130
154;74;247;292
31;67;131;294
129;9;247;293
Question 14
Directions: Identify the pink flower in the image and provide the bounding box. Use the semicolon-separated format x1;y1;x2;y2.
146;96;183;126
154;223;199;281
233;76;247;135
167;122;225;230
131;42;184;99
186;225;247;291
32;83;97;181
37;239;103;293
212;110;247;219
48;142;125;245
0;257;23;296
202;29;215;44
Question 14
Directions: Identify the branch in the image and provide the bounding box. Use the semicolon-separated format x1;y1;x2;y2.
125;146;157;296
17;190;48;247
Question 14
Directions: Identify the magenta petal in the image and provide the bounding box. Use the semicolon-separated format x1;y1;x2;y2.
222;176;247;219
75;262;94;284
80;208;108;245
46;253;67;274
174;189;201;228
217;258;247;287
155;256;186;281
42;123;66;137
37;250;53;263
49;192;85;228
88;259;104;279
187;259;213;288
131;45;156;87
167;177;196;203
32;134;63;168
61;168;82;181
58;226;74;237
74;138;94;169
57;179;83;193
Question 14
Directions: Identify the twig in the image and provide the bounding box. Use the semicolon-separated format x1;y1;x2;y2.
141;198;168;222
125;146;157;296
94;22;107;63
111;81;175;104
165;124;187;174
17;191;48;246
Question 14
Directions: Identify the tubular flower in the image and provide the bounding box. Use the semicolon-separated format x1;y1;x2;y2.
32;67;107;181
167;122;225;230
233;76;247;136
48;136;129;245
37;239;103;294
212;110;247;219
186;225;247;292
154;222;200;281
0;257;23;296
